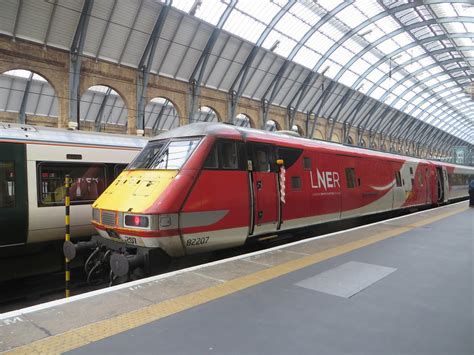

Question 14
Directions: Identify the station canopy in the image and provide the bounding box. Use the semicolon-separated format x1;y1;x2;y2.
0;0;472;146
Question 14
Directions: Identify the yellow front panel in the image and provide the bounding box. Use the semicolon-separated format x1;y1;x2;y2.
93;170;178;213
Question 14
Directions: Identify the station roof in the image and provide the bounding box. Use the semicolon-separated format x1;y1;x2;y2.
0;0;472;148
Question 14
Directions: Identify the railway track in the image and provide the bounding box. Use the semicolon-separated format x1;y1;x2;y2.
0;204;450;314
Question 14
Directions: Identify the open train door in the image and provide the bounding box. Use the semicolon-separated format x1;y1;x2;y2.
247;143;280;236
0;142;28;246
435;165;448;204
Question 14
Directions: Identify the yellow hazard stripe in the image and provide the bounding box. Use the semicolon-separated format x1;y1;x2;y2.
5;206;467;355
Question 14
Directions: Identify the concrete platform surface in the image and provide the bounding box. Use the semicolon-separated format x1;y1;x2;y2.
1;201;472;354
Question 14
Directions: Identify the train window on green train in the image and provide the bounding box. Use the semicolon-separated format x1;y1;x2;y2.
38;163;106;206
0;161;15;208
345;168;356;188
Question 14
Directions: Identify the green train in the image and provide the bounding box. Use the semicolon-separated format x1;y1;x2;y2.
0;123;146;259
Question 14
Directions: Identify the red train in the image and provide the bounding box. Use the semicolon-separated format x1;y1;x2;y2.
66;123;474;277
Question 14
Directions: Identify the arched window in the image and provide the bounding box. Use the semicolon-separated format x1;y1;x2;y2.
235;113;252;127
80;85;127;131
145;97;179;133
0;69;58;122
264;119;278;132
195;106;219;122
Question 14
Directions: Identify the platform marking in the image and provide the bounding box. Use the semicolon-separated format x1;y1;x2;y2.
3;205;468;355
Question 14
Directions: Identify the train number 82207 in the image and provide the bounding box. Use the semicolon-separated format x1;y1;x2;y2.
186;236;210;247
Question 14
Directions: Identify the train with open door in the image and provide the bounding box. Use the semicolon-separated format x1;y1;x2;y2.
71;123;473;278
0;122;146;266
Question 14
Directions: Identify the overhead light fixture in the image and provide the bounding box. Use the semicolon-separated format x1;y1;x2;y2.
270;40;280;52
359;29;373;37
321;65;330;76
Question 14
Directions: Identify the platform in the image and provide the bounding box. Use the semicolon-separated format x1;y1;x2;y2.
1;202;472;355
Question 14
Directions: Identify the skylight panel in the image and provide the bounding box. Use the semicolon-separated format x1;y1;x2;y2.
430;3;457;17
403;91;416;101
404;61;422;72
315;0;344;12
235;0;281;25
290;2;322;25
412;107;422;116
335;5;367;28
392;99;406;110
366;68;385;83
293;46;321;69
330;45;356;67
351;58;371;74
392;84;407;96
376;39;399;56
357;0;384;17
223;12;265;43
339;70;359;87
171;0;193;12
444;22;467;34
194;0;228;26
412;96;424;106
417;57;435;66
370;86;385;100
274;12;310;41
306;32;334;54
392;33;413;47
318;22;346;43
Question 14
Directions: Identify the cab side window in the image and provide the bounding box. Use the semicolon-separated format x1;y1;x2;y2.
204;140;245;170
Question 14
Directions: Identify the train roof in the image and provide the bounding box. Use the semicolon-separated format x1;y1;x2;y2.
152;122;474;171
0;122;147;149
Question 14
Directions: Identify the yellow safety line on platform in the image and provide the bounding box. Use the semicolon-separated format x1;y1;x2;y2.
4;206;468;355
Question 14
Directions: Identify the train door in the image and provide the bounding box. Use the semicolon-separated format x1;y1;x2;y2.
391;162;405;209
435;166;447;203
340;156;362;219
0;142;28;246
425;167;431;204
442;166;449;202
248;143;279;235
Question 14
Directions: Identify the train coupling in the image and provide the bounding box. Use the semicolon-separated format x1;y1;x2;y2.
109;248;171;278
63;238;98;261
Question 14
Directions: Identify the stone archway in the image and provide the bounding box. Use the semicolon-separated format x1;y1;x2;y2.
264;119;281;132
0;69;59;126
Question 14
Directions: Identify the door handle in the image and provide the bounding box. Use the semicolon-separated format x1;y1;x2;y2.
256;180;263;189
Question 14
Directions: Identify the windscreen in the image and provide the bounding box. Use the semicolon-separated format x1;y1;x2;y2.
128;138;201;170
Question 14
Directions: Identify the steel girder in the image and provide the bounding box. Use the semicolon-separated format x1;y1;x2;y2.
94;87;111;131
69;0;94;129
12;0;23;41
136;1;171;133
152;100;170;133
188;0;237;122
287;71;319;128
327;88;354;142
43;0;58;48
18;71;33;124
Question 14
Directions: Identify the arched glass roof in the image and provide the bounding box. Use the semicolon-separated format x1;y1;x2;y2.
173;0;473;143
0;0;472;147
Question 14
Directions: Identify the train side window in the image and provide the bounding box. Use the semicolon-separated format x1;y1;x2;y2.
291;176;302;190
395;171;402;187
303;157;311;170
38;163;107;206
204;141;244;170
251;144;273;172
114;164;127;178
409;167;413;175
0;161;15;208
345;168;356;188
